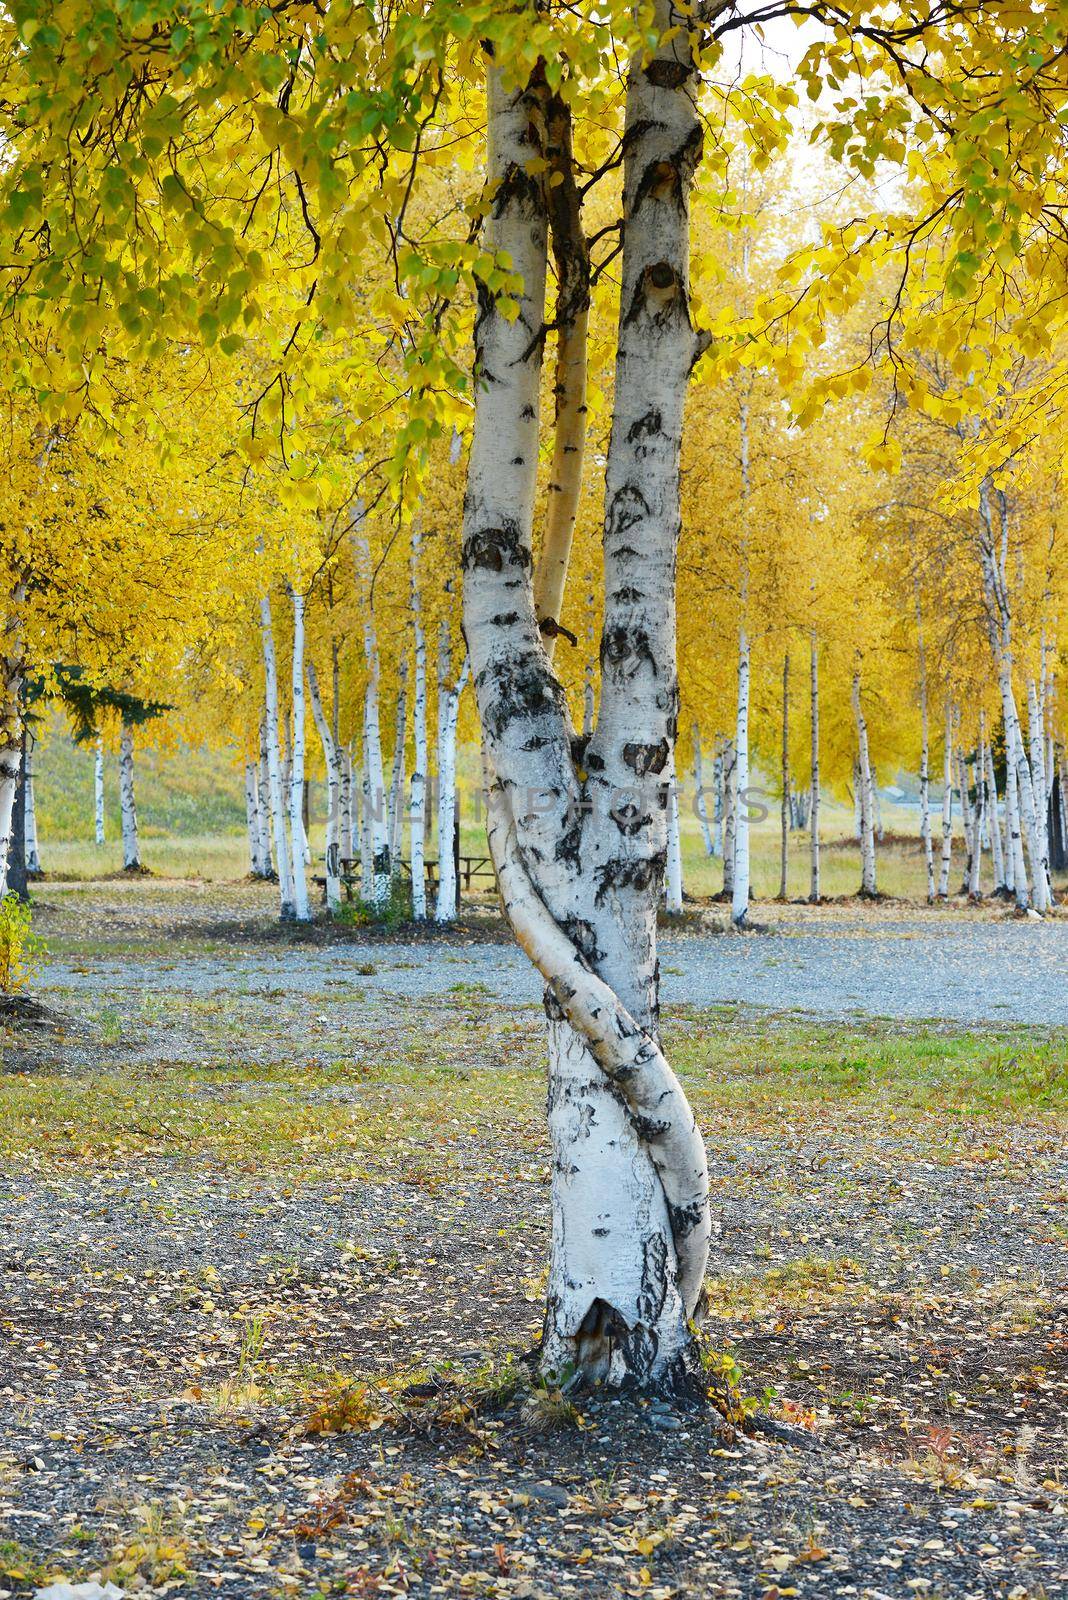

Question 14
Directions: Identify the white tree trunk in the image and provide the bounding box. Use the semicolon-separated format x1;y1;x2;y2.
664;754;683;914
779;651;790;901
387;654;409;869
435;621;468;925
692;724;715;857
462;29;711;1393
259;594;295;919
339;746;354;866
119;721;140;871
809;630;820;903
731;624;751;925
244;760;260;875
256;713;274;877
986;739;1005;892
287;590;311;921
967;733;985;899
915;588;934;902
852;668;877;896
722;736;737;897
0;741;18;897
938;704;953;899
354;533;391;909
22;732;39;875
957;746;974;895
1028;678;1052;908
307;659;342;914
94;734;106;846
410;526;429;920
1004;727;1027;908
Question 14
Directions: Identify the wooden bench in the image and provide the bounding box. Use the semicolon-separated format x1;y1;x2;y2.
314;853;496;902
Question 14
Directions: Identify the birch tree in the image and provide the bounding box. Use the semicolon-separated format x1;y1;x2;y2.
462;15;712;1391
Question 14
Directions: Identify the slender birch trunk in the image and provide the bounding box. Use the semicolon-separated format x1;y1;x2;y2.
1004;723;1028;908
94;734;106;847
22;731;40;876
731;388;751;928
967;728;986;900
259;594;295;919
533;92;589;660
339;748;353;867
0;736;19;899
244;761;260;876
722;736;737;898
778;651;790;901
464;27;711;1393
354;533;391;909
410;526;429;920
712;742;724;858
809;629;820;903
916;603;934;902
119;721;140;872
287;590;311;921
435;620;468;925
256;713;274;877
1028;678;1052;907
692;724;715;857
664;754;683;914
938;704;953;899
387;655;409;870
957;745;974;895
852;667;877;897
986;740;1006;893
307;660;342;914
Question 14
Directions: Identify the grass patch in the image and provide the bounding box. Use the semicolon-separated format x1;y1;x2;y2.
674;1016;1068;1115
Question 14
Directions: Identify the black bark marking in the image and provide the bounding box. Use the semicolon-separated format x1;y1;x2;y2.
477;652;566;740
562;916;603;965
627;408;662;443
667;1198;706;1241
610;802;650;839
644;57;693;89
594;851;666;905
490;610;520;627
635;1231;669;1328
623;738;669;777
606;483;649;544
601;625;657;682
462;518;531;574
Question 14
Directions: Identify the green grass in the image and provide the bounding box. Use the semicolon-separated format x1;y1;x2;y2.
674;1013;1068;1114
3;1016;1064;1182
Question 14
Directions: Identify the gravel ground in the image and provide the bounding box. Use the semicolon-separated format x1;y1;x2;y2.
33;881;1068;1024
0;882;1065;1599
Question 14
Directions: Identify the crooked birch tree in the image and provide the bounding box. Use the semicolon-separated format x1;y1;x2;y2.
463;13;711;1392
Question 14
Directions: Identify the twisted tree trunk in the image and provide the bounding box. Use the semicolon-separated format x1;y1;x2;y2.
463;19;710;1394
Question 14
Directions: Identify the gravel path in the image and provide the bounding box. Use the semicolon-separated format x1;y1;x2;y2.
39;911;1068;1025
